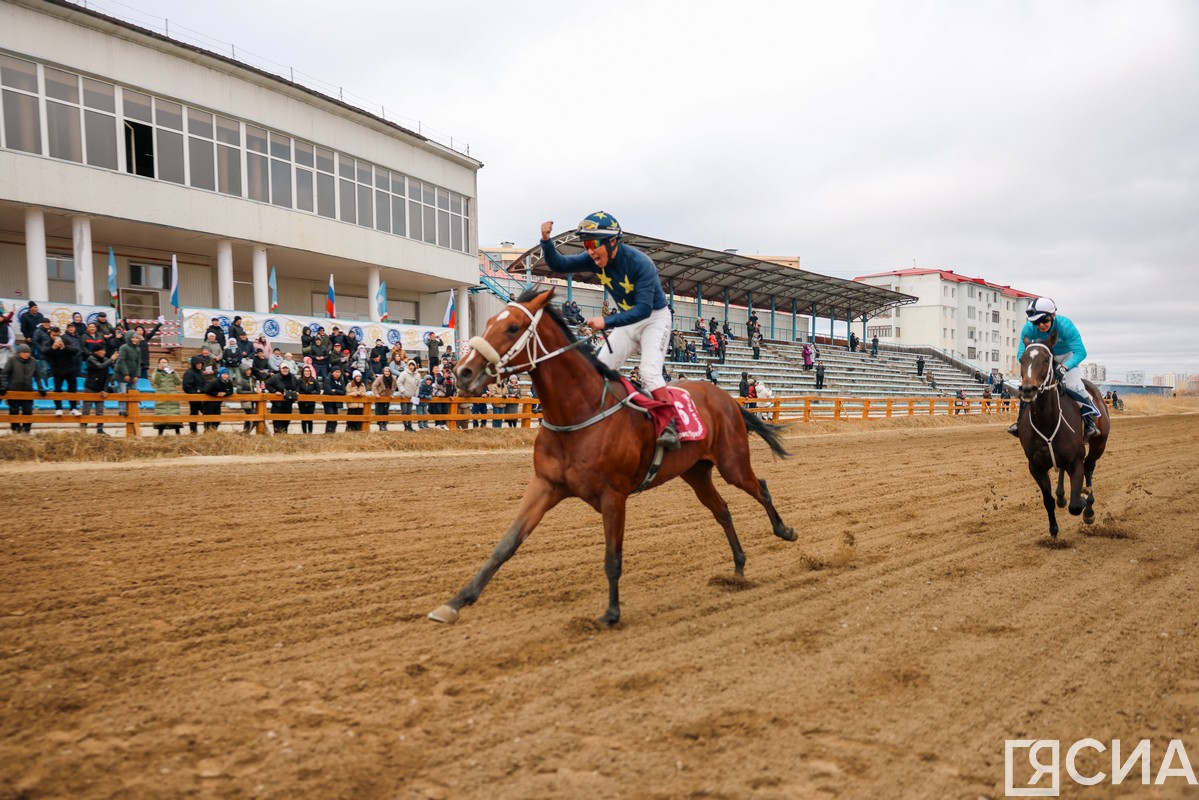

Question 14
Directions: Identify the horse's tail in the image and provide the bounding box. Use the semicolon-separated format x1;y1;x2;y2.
740;407;791;458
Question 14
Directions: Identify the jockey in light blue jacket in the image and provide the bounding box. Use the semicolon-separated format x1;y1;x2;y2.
1010;297;1100;439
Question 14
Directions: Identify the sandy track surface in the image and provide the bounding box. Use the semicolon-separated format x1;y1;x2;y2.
2;415;1196;799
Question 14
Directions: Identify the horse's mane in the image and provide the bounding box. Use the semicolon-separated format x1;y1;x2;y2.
516;287;623;383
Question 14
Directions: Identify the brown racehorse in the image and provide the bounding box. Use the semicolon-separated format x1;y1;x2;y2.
429;287;797;626
1017;339;1111;537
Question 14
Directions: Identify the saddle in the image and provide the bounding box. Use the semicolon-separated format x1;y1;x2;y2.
618;378;706;442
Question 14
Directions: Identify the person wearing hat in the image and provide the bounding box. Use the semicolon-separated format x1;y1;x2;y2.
93;310;115;343
265;361;299;434
322;365;347;433
396;359;421;431
369;339;390;375
205;318;227;349
1;343;47;433
539;213;681;451
111;332;144;416
370;366;397;432
201;367;235;431
182;356;207;434
0;301;15;375
19;301;47;347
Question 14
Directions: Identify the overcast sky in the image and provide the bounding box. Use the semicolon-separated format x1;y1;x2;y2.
86;0;1197;378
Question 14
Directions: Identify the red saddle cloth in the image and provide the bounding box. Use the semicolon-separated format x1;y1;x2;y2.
619;379;707;442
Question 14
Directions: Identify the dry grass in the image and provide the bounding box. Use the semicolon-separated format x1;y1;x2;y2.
0;427;539;463
0;394;1192;463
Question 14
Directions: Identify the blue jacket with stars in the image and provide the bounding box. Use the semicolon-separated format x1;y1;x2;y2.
541;238;669;329
1016;314;1087;370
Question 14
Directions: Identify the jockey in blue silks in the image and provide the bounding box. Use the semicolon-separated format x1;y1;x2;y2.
1010;297;1101;440
540;211;680;451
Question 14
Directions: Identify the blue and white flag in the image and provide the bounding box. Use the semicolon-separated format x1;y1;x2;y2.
269;266;279;312
376;280;389;322
107;247;118;307
170;254;179;310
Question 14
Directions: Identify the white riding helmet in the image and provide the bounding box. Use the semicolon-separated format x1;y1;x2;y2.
1026;297;1057;324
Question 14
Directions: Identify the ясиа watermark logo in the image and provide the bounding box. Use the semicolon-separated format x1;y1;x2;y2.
1005;739;1197;796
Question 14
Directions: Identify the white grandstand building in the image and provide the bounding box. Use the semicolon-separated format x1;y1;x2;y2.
1;0;480;349
854;268;1038;376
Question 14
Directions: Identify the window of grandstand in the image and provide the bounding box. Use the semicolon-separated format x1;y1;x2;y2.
0;55;473;254
867;326;893;338
130;262;169;289
47;253;75;281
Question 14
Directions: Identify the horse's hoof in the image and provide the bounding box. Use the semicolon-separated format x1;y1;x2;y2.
598;610;620;627
777;527;797;542
1056;497;1067;509
1083;511;1095;525
427;604;460;624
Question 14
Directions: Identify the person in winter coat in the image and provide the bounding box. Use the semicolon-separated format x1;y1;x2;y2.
310;337;330;380
232;363;258;433
739;371;750;401
150;357;183;435
80;347;116;434
62;322;87;374
502;375;522;429
203;331;224;361
300;326;315;359
296;364;321;434
389;342;408;367
112;333;143;416
322;366;347;433
396;359;421;431
182;356;207;434
750;329;763;361
201;368;235;431
122;315;163;378
43;328;81;414
220;341;243;373
265;362;299;434
416;373;435;430
351;345;372;381
369;340;390;375
371;367;397;431
204;318;226;349
1;344;46;432
227;317;247;344
345;370;369;431
802;343;814;370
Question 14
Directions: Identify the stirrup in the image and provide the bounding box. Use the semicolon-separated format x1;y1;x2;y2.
1084;418;1100;440
656;420;681;451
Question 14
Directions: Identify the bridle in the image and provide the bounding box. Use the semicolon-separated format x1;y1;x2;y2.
465;298;651;434
466;300;593;381
1021;342;1077;470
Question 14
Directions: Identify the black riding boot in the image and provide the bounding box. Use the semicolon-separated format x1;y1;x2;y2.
1007;400;1027;436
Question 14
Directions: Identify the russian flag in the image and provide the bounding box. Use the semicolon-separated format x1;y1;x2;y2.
326;274;336;318
443;291;456;329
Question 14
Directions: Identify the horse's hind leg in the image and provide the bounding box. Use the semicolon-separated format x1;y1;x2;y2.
1082;455;1098;524
682;462;746;576
428;478;565;624
713;448;796;542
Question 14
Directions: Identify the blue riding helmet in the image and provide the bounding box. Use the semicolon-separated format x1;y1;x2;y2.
575;211;622;241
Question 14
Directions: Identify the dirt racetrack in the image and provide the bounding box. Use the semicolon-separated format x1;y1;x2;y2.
2;413;1197;799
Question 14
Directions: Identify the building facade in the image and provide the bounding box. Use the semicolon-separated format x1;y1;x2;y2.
855;268;1038;375
1;0;480;346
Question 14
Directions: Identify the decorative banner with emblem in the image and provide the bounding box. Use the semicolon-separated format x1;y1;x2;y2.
179;306;455;351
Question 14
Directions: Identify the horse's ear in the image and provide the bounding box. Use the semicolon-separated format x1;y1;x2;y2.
1047;332;1058;348
529;286;556;310
1022;336;1030;346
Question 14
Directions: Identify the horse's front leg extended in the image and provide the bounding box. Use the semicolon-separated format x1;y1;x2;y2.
428;478;565;623
1055;468;1067;509
1031;464;1059;538
599;493;628;627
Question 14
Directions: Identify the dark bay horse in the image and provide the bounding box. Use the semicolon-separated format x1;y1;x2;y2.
1018;341;1111;537
429;287;796;625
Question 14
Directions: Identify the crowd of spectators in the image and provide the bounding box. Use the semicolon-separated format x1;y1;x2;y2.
1;311;540;434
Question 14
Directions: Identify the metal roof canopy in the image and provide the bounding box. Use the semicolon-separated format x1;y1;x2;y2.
511;232;917;320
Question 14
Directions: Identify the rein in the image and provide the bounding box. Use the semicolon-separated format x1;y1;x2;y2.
467;300;651;434
1024;343;1077;471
